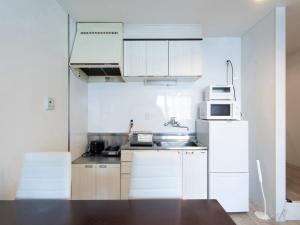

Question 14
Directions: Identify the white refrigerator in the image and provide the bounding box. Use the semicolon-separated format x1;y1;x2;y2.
196;120;249;212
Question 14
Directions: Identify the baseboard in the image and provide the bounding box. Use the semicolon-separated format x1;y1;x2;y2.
286;202;300;220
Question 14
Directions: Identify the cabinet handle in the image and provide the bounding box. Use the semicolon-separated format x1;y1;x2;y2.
99;165;107;168
85;165;93;168
186;151;194;154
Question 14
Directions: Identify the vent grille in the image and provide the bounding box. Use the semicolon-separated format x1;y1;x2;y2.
80;32;119;35
81;67;121;76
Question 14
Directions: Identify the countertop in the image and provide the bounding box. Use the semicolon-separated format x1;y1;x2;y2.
120;142;208;151
72;156;120;164
73;140;207;164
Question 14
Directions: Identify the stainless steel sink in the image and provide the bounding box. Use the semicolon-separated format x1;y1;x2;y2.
121;134;207;150
156;141;198;147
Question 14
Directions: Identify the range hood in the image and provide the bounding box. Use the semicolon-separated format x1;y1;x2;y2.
70;23;123;81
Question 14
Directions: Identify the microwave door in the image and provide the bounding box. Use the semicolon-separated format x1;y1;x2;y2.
210;104;231;119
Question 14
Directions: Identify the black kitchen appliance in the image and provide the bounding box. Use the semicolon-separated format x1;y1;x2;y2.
102;145;121;157
82;141;120;158
82;140;105;157
90;140;105;154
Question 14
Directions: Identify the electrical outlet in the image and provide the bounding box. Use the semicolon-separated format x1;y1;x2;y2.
44;96;55;110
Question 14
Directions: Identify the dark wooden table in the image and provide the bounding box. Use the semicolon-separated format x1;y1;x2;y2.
0;199;236;225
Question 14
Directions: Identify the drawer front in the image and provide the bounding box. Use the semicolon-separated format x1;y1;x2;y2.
121;162;132;174
121;150;134;161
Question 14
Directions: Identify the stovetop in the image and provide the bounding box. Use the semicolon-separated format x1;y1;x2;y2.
82;145;121;158
104;145;120;152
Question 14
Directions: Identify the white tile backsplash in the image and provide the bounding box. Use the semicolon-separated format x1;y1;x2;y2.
88;38;241;133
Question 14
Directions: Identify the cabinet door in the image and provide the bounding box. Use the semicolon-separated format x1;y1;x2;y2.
124;41;147;76
121;174;130;200
71;164;96;200
96;164;120;200
182;150;207;199
146;41;168;76
169;41;202;76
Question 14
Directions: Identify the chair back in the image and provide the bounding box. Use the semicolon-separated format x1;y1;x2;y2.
16;152;71;199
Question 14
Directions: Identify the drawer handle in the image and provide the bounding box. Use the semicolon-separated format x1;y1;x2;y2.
99;165;107;168
85;165;93;168
186;151;194;154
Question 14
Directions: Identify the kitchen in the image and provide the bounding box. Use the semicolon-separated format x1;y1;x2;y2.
69;22;247;213
0;0;295;224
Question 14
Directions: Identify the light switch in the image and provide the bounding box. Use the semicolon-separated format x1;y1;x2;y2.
44;96;55;110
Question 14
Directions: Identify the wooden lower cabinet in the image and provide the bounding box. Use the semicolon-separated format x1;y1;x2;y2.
72;163;120;200
121;174;130;200
72;164;96;200
96;164;120;200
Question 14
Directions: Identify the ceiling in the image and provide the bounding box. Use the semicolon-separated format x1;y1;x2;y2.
58;0;300;53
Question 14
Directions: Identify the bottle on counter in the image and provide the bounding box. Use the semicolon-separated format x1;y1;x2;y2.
127;119;134;142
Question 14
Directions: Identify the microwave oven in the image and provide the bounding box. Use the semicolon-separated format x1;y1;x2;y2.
204;85;234;101
200;101;240;120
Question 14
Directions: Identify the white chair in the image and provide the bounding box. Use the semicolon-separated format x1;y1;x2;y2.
16;152;71;200
129;151;182;199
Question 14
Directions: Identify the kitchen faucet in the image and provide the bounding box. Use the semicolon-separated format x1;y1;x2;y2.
164;117;189;131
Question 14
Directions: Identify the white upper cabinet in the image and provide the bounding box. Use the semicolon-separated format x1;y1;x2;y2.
124;41;147;76
124;39;203;79
169;41;202;76
124;41;168;76
146;41;168;76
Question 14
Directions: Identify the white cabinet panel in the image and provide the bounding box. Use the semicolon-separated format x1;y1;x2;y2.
124;41;168;77
209;173;249;212
209;121;248;173
71;164;96;200
182;150;207;199
120;150;183;200
124;41;147;76
146;41;168;76
169;41;202;76
96;164;120;200
124;40;202;78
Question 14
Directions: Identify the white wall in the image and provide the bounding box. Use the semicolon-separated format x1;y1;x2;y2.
0;0;68;199
70;73;88;160
286;50;300;167
241;8;286;220
88;38;241;133
69;19;88;160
